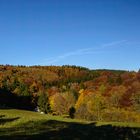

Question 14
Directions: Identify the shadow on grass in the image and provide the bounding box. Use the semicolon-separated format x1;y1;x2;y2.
0;116;20;125
0;115;5;118
0;120;140;140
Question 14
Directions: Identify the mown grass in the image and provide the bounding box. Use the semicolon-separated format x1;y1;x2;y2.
0;109;140;140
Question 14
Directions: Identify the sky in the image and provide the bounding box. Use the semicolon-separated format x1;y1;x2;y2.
0;0;140;71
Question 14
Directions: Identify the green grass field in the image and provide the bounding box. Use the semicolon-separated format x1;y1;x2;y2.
0;109;140;140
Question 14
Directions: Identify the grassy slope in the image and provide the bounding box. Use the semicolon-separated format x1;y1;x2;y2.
0;109;140;140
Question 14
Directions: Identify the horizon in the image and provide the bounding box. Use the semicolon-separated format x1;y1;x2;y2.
0;0;140;71
0;64;137;72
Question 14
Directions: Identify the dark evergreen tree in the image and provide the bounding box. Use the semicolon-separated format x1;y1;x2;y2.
37;92;51;114
69;106;76;119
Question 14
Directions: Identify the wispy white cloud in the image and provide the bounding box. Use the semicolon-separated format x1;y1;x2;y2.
41;50;103;65
101;40;127;48
40;40;127;65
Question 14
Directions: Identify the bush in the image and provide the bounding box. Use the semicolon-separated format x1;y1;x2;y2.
69;106;76;119
102;108;140;122
75;104;93;120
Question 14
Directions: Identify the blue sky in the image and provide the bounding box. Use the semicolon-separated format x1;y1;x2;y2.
0;0;140;71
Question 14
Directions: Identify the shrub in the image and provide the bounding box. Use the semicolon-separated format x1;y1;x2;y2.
102;108;140;122
75;104;93;120
69;106;76;119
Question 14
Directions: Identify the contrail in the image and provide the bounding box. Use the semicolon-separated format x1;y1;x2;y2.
40;40;127;65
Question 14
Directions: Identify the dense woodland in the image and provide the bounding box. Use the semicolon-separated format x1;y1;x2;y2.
0;65;140;122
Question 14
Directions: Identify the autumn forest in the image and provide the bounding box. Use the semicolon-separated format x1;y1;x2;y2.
0;65;140;122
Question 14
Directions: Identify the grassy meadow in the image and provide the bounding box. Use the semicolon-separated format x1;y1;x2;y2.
0;109;140;140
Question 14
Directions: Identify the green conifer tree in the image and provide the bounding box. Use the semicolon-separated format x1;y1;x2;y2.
37;92;51;114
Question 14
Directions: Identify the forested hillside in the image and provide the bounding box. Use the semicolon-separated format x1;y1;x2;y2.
0;65;140;122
